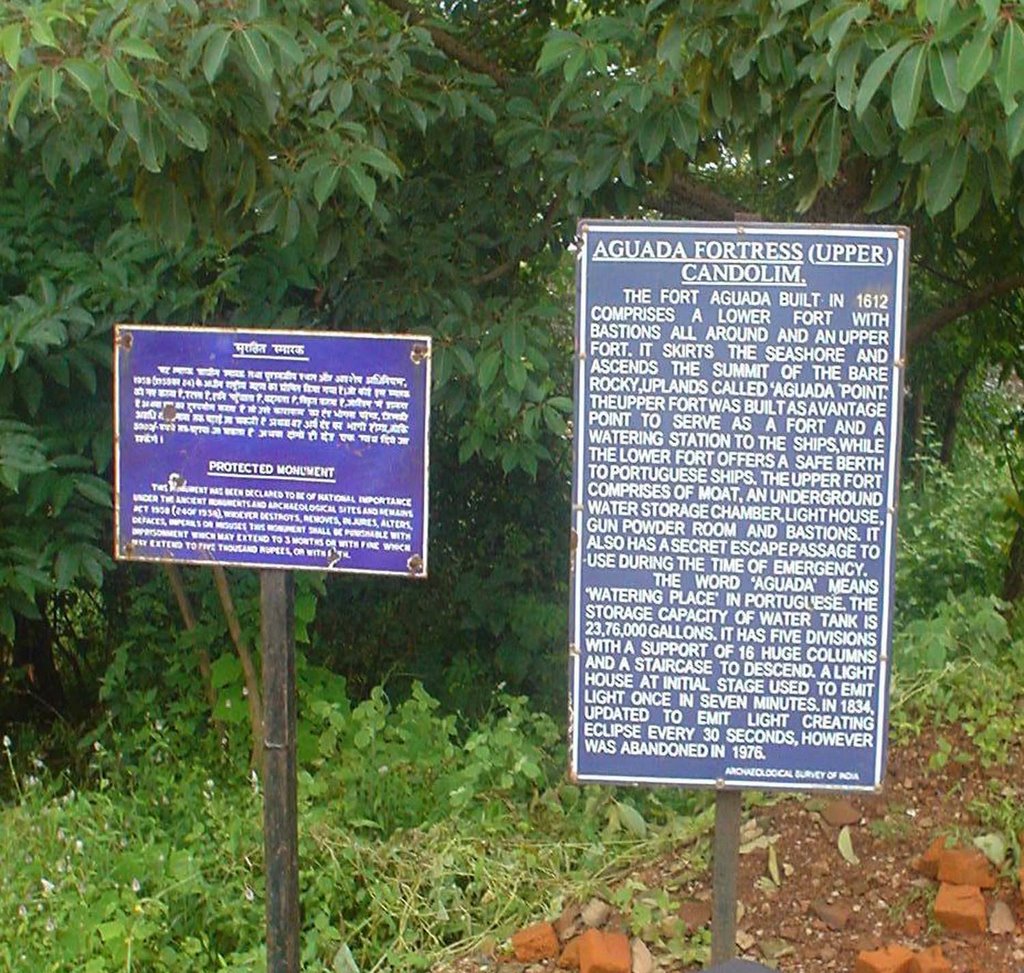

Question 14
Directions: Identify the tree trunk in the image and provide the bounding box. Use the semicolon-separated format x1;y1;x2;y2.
939;366;971;467
1003;522;1024;603
11;603;66;721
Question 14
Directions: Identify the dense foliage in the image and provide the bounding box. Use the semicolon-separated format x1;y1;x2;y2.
3;4;1024;966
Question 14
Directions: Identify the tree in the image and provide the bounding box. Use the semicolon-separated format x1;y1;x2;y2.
4;0;1024;708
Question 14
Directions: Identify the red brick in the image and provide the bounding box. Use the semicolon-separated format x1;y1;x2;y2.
913;837;947;879
511;921;560;962
853;944;915;973
909;945;952;973
933;883;987;934
936;848;996;889
577;928;631;973
558;936;581;970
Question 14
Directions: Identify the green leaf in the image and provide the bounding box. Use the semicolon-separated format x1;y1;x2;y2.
0;23;21;70
891;43;927;129
638;112;668;163
174;111;208;151
106;57;140;99
614;800;647;838
314;163;341;207
477;348;501;391
330;80;353;115
954;156;983;232
504;356;527;392
994;18;1024;112
5;70;37;129
855;39;912;118
502;322;526;359
158;181;192;247
118;37;163;61
74;475;112;508
834;41;861;110
352;145;400;178
64;59;103;95
928;47;966;111
972;833;1007;867
1008;101;1024;159
537;30;581;74
815;104;842;180
957;26;994;93
237;26;274;83
837;825;860;865
656;14;684;72
345;164;376;209
925;137;967;214
202;29;231;84
255;21;304;66
28;15;59;50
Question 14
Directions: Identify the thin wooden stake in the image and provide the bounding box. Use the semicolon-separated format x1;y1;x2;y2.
212;564;264;767
261;569;299;973
164;564;216;709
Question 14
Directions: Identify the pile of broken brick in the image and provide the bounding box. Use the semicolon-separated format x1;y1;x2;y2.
508;897;653;973
853;838;1024;973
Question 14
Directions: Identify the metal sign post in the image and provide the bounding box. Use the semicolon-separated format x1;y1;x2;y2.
568;221;909;963
261;569;298;972
114;325;432;971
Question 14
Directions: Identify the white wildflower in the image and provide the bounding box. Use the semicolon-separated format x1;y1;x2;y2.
40;878;55;895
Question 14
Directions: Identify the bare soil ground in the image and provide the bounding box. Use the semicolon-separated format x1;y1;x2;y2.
436;725;1024;972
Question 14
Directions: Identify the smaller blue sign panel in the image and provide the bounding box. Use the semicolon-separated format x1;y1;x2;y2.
570;221;909;792
114;325;431;577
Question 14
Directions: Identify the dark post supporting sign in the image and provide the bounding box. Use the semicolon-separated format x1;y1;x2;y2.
114;325;431;972
261;569;298;972
569;221;908;961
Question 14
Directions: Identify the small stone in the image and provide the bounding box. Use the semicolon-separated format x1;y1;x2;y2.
511;922;560;962
581;898;612;929
912;837;946;879
989;900;1016;935
735;929;756;952
577;928;631;973
812;900;852;931
822;799;861;827
936;848;997;889
854;944;915;973
819;946;838;963
933;883;987;934
908;945;952;973
903;917;924;939
676;900;712;933
554;903;584;943
629;938;654;973
778;920;802;941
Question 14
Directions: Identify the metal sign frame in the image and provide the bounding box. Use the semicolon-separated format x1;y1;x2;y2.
569;220;909;793
114;324;431;578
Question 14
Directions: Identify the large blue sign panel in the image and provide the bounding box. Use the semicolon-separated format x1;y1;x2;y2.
570;222;908;791
114;325;431;577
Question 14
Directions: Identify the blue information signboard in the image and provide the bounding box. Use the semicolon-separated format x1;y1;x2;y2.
570;221;908;791
114;325;430;577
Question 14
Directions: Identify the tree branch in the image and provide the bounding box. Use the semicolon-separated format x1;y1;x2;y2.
908;273;1024;348
376;0;512;87
647;173;742;222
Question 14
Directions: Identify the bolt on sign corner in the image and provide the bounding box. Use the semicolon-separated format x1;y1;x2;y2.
114;325;431;577
569;220;909;792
